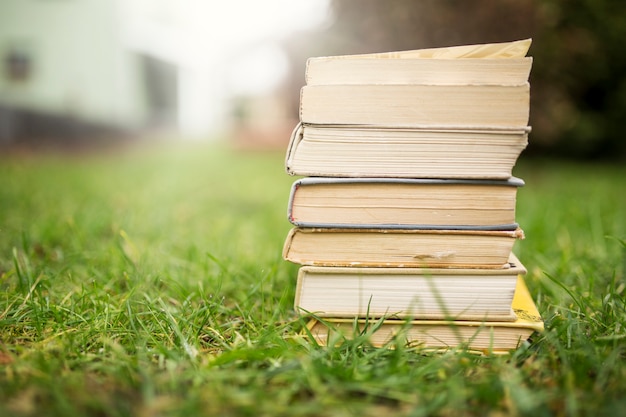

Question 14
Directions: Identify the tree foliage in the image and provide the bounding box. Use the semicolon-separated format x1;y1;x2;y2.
316;0;626;160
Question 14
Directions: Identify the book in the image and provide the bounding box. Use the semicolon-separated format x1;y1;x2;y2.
299;83;530;128
305;39;532;86
306;57;532;86
287;177;524;230
285;123;529;179
282;227;524;269
304;274;544;352
294;254;526;321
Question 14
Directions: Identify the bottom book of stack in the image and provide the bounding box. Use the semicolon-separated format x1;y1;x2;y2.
300;260;543;353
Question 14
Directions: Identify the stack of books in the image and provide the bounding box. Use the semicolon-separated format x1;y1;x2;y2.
282;39;543;353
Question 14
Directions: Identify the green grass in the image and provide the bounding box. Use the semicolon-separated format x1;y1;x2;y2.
0;141;624;416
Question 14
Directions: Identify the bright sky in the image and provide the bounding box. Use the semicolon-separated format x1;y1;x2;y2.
119;0;331;135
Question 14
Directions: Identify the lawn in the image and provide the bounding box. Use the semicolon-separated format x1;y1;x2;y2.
0;140;624;416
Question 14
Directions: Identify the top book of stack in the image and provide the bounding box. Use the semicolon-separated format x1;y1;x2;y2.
287;39;533;179
304;38;532;87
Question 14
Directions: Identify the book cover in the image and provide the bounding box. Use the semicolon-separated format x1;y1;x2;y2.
287;176;524;230
283;227;524;269
305;274;544;352
294;254;526;320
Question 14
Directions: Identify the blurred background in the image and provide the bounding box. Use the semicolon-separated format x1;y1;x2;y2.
1;0;624;159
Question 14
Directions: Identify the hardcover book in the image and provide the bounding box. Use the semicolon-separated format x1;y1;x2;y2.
283;227;524;269
305;56;532;86
294;254;526;320
305;39;532;86
287;177;524;230
299;83;530;128
305;274;544;352
285;123;529;179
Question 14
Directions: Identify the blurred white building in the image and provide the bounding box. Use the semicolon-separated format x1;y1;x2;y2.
0;0;176;144
0;0;328;144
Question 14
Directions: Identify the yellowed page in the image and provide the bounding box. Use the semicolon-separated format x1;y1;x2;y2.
323;39;532;60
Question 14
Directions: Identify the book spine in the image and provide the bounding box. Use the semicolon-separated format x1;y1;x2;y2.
284;122;303;176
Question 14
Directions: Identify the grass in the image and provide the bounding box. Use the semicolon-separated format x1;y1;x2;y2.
0;140;624;416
